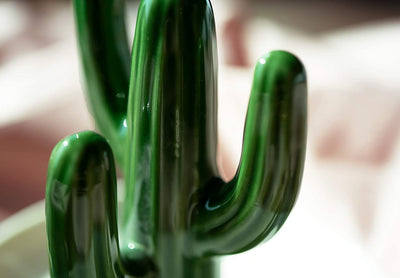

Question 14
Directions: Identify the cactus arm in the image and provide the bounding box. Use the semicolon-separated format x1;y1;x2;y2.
45;131;124;278
46;131;155;277
73;0;130;164
193;51;307;256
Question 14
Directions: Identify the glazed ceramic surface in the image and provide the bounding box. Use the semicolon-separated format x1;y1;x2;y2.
45;0;307;277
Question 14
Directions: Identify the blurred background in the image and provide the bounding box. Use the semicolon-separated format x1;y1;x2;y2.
0;0;399;277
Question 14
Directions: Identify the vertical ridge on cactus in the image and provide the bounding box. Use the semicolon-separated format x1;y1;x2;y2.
46;0;307;277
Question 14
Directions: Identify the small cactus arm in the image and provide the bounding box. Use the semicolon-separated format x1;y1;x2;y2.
46;132;124;278
46;0;307;277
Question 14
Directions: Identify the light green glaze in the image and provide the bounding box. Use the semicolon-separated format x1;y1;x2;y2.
46;0;307;277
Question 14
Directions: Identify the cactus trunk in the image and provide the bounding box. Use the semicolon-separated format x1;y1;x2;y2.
46;0;307;277
120;0;219;274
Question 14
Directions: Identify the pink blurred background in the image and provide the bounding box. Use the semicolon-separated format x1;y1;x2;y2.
0;0;399;276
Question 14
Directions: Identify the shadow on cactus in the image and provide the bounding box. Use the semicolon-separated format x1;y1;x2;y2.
45;0;307;277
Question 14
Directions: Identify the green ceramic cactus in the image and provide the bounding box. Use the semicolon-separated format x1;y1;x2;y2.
45;0;307;277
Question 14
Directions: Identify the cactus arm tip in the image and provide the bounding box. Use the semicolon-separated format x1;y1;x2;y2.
193;50;307;256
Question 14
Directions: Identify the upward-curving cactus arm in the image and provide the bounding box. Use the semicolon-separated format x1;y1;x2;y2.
193;52;307;256
73;0;130;164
